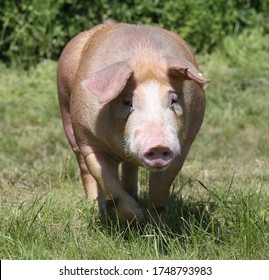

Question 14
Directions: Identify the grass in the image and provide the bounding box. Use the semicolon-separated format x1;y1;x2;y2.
0;28;269;259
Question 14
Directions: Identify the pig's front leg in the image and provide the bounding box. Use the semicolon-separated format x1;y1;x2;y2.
148;161;183;224
83;151;147;224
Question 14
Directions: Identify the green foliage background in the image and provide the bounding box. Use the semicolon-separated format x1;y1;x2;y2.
1;0;269;260
0;0;268;67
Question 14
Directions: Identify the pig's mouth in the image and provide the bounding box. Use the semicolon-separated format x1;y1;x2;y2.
144;161;172;171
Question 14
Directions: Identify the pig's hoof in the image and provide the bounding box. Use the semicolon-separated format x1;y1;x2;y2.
129;208;149;225
117;207;148;225
106;196;148;224
118;206;149;225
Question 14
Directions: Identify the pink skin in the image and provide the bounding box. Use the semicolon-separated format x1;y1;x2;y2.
133;127;176;170
141;141;174;169
57;23;210;224
125;80;182;171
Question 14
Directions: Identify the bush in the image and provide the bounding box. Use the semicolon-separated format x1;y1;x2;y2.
0;0;268;68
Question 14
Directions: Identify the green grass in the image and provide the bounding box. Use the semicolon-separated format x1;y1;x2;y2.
1;28;269;259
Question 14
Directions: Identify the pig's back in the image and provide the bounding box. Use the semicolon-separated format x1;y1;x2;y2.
78;23;197;77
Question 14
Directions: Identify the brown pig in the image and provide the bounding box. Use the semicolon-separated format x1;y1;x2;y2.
57;23;210;224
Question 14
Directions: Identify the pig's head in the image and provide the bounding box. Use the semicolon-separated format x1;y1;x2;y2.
85;57;210;171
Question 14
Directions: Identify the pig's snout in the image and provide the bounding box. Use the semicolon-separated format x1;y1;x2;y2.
143;145;174;169
131;125;180;170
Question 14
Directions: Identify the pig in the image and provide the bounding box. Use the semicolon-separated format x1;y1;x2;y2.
57;22;210;224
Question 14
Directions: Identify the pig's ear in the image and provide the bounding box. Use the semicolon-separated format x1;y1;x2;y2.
85;61;133;103
166;57;210;88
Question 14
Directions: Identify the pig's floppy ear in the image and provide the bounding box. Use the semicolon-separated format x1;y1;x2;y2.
166;57;210;88
85;61;133;103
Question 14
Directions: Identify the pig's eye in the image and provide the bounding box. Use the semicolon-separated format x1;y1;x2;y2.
169;91;183;115
123;100;133;107
171;96;178;106
169;92;179;109
123;92;134;109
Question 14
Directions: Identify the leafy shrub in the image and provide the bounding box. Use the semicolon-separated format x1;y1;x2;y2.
0;0;268;67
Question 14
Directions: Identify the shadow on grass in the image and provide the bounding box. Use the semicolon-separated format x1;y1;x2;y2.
94;183;224;256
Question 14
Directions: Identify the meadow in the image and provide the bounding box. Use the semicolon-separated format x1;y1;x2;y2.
0;28;269;259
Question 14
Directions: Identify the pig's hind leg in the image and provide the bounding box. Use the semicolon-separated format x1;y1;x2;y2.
148;161;183;224
121;161;139;200
61;107;104;210
76;152;105;211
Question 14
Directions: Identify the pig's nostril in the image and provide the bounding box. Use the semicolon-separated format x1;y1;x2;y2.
147;152;155;158
144;146;173;163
